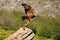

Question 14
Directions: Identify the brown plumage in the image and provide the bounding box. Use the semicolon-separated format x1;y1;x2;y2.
21;3;36;21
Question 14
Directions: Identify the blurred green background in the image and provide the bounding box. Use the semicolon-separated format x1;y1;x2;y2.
0;9;60;40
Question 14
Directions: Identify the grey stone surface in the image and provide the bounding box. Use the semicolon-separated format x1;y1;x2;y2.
0;0;60;17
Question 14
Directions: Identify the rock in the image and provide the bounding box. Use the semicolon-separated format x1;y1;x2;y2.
5;27;35;40
0;0;60;18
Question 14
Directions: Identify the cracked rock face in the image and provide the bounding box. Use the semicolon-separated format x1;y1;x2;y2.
5;27;35;40
0;0;60;17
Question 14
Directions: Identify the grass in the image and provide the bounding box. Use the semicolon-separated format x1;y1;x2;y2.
33;35;54;40
0;30;15;40
0;9;60;40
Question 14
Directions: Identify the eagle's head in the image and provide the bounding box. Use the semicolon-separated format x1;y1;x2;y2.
21;3;27;6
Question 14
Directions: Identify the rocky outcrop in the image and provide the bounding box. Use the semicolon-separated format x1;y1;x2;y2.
5;27;35;40
0;0;60;17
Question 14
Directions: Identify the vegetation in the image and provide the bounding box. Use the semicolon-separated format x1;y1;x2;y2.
0;9;60;40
